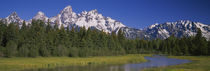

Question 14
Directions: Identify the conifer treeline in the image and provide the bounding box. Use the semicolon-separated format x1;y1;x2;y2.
0;20;209;57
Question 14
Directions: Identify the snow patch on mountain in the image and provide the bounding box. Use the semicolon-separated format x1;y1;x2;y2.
145;20;210;39
122;20;210;40
5;12;23;24
0;5;125;33
149;23;158;29
33;11;48;22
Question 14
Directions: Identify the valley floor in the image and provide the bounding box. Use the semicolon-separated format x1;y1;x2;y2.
0;54;150;71
143;56;210;71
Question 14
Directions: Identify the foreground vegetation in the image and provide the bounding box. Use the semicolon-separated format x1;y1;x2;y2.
143;56;210;71
0;54;150;71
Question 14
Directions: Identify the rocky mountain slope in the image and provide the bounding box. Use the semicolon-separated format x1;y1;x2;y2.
0;5;125;33
121;20;210;40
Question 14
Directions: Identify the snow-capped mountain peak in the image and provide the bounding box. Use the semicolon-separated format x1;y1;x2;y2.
60;5;73;14
75;9;125;33
37;11;45;16
7;12;18;17
121;20;210;40
60;5;77;22
49;5;78;28
149;23;159;29
5;12;23;24
88;9;98;15
33;11;48;22
0;5;125;33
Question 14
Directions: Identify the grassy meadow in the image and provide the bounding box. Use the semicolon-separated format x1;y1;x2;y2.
0;54;150;71
143;56;210;71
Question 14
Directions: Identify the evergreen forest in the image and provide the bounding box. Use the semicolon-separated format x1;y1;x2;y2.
0;20;209;57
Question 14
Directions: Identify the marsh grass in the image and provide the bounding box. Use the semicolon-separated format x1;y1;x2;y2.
143;56;210;71
0;54;150;71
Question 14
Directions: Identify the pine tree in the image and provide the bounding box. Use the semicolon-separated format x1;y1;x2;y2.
85;28;94;48
0;46;5;57
117;29;125;45
6;41;18;57
0;21;6;46
58;24;68;46
5;23;19;45
46;20;52;33
179;38;189;55
0;21;6;57
208;41;210;55
194;28;208;55
18;44;29;57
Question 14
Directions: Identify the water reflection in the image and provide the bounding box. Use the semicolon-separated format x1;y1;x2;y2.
121;55;191;71
23;55;191;71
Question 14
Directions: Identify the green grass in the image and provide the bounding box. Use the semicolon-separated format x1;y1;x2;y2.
0;54;150;71
143;56;210;71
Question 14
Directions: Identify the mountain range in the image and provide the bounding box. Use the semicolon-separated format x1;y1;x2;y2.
121;20;210;40
0;5;210;40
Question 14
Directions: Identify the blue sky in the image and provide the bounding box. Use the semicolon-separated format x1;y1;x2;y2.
0;0;210;29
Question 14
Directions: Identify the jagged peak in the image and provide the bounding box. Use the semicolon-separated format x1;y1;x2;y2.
90;9;98;12
33;11;47;18
64;5;72;10
88;9;98;14
5;12;23;24
7;12;19;18
37;11;45;16
149;23;159;29
81;11;88;14
161;20;195;26
148;20;210;31
32;11;49;22
6;12;22;21
60;5;73;14
106;17;115;21
11;12;17;15
177;20;193;24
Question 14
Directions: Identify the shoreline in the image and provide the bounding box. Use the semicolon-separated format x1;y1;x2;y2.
0;54;150;71
143;56;210;71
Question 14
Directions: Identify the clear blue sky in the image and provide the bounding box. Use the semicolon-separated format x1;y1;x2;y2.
0;0;210;29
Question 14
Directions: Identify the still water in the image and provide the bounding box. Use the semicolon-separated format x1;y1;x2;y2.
24;55;191;71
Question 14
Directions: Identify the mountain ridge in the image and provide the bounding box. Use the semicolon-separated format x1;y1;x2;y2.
0;5;125;33
121;20;210;40
0;5;209;40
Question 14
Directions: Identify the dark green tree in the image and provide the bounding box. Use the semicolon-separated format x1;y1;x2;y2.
6;41;18;57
